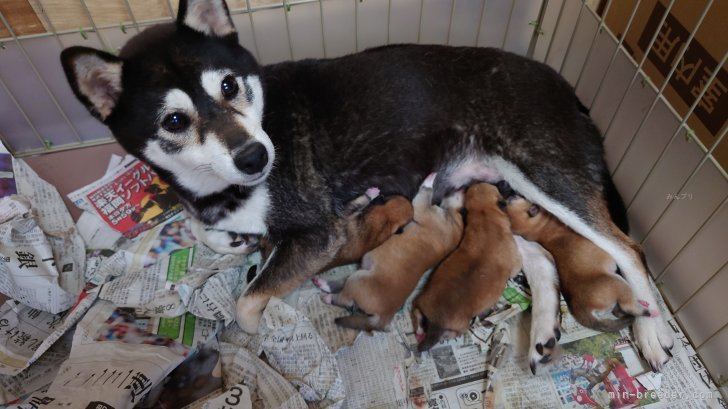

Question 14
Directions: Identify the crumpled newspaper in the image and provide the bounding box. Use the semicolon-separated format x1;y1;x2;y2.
0;160;86;314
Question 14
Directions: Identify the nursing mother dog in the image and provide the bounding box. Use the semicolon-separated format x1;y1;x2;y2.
60;0;673;371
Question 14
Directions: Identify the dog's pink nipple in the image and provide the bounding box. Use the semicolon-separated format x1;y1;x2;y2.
415;331;427;343
638;300;650;308
365;187;380;199
649;310;659;318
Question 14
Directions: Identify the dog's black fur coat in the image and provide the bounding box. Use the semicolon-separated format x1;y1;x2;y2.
62;9;628;311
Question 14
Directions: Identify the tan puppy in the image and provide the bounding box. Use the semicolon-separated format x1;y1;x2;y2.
412;183;521;351
505;196;654;332
314;176;464;331
322;195;414;271
257;192;413;274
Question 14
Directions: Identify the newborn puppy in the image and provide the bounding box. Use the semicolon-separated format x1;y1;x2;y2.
314;175;464;331
258;191;413;273
321;195;414;271
505;196;654;332
412;182;521;351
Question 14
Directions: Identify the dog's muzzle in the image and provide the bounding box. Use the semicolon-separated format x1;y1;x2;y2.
234;142;269;175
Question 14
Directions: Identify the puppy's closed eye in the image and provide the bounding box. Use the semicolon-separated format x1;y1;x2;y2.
497;200;507;211
394;226;405;235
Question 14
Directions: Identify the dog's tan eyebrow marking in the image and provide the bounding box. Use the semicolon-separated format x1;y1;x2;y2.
158;88;195;123
200;69;231;101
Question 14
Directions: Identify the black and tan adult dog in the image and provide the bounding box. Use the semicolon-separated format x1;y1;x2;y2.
60;0;672;369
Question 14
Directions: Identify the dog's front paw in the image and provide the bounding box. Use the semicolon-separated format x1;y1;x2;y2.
530;321;561;375
190;219;260;255
633;316;674;372
236;293;271;334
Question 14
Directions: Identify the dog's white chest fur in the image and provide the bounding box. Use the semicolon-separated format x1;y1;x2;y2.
188;184;270;255
217;184;270;234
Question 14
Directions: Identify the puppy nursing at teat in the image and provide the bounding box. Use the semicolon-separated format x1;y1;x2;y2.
322;194;414;272
258;191;414;274
412;182;521;351
505;196;655;332
313;175;465;332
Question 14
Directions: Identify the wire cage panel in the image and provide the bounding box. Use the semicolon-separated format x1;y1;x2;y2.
0;0;726;387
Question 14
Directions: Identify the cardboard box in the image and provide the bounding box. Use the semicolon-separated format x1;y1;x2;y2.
604;0;727;169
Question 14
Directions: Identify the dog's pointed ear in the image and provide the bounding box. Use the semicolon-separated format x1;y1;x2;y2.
178;0;237;40
60;46;123;121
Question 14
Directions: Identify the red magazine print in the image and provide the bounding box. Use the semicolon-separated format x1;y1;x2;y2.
87;162;182;238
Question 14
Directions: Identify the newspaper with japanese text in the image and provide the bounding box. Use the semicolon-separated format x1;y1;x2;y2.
16;300;190;409
0;160;86;315
0;152;725;409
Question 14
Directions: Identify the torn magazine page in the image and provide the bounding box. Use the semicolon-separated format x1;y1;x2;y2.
68;156;183;239
17;300;189;409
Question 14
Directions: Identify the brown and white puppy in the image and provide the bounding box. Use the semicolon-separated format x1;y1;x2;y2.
505;196;655;333
314;176;464;331
412;183;521;351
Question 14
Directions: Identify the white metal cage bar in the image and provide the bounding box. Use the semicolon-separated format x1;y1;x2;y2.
610;0;714;177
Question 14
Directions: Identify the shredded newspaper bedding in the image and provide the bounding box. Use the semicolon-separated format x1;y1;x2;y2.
0;149;724;408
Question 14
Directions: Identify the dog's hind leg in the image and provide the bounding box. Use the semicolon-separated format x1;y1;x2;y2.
515;236;561;375
493;157;674;371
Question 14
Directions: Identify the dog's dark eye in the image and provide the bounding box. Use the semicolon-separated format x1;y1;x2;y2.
221;75;239;99
161;112;190;133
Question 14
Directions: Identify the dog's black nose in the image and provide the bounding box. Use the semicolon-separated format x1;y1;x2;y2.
234;142;268;175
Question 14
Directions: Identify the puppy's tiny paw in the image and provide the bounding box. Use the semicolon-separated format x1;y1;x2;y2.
320;294;333;304
530;325;561;375
365;187;380;199
312;276;331;293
